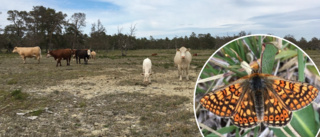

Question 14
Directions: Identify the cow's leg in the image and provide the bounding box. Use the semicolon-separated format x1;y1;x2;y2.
178;65;182;81
56;60;59;67
67;58;70;66
23;57;26;64
149;70;152;83
186;65;190;80
37;56;40;64
76;57;78;64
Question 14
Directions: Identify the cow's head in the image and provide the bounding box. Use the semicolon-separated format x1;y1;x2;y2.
141;72;152;84
46;51;52;58
177;47;190;59
87;49;91;56
12;47;18;53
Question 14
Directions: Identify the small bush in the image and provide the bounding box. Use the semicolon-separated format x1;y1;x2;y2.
79;101;86;108
11;89;28;100
30;109;44;116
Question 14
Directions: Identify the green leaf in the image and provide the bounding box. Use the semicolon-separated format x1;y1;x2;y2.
241;127;253;137
257;36;262;58
271;105;319;137
216;126;237;134
314;107;320;129
236;40;246;62
275;50;297;60
290;105;318;137
306;65;319;76
214;54;236;65
236;128;240;137
261;44;278;74
270;126;294;137
281;40;290;49
205;126;237;137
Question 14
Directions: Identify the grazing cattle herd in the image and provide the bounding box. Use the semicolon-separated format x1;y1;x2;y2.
12;46;194;82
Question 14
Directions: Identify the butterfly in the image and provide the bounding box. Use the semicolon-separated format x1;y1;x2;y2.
200;73;319;128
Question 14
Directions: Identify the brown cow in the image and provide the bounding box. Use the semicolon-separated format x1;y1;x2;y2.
47;49;74;67
193;53;198;56
151;53;158;56
12;46;42;64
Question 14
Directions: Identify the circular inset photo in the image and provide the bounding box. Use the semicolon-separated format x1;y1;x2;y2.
194;35;320;137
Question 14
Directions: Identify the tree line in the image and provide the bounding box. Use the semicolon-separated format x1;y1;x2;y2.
0;6;319;55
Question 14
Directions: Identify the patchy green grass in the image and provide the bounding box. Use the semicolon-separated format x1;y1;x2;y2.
11;89;28;100
7;78;18;85
0;90;200;136
30;109;44;116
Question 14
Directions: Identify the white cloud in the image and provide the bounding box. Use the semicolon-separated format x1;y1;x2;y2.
1;0;320;40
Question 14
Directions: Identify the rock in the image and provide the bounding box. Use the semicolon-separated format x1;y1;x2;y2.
94;122;99;126
71;114;78;118
166;123;171;127
16;113;25;116
44;107;53;114
27;116;38;120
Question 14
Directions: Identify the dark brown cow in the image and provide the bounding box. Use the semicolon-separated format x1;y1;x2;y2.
75;49;91;64
47;49;74;67
193;53;198;56
151;53;158;56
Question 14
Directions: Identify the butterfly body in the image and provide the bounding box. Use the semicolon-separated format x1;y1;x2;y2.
250;74;266;122
200;73;319;128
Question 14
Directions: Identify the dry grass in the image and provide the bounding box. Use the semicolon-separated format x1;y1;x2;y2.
0;49;214;136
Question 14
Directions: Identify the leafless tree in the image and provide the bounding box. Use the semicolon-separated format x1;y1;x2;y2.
117;24;137;56
90;19;107;50
70;13;86;49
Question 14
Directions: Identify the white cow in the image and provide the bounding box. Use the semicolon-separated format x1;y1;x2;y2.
12;46;42;64
142;58;152;84
174;46;192;80
90;51;96;60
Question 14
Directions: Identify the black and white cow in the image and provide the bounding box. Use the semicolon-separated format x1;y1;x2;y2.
75;49;91;64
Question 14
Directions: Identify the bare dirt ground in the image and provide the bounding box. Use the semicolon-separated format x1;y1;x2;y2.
0;49;213;136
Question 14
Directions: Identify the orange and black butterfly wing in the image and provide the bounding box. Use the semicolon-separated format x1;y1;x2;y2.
263;87;292;127
200;80;246;118
231;91;260;128
270;78;319;111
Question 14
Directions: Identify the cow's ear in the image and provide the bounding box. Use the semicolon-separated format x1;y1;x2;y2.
176;48;180;51
141;73;144;75
187;48;191;51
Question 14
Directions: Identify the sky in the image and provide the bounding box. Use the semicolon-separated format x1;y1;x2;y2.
0;0;320;40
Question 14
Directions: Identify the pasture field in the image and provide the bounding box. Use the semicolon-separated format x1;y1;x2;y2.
0;49;214;136
1;49;319;136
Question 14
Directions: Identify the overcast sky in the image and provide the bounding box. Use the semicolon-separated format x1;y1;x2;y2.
1;0;320;40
